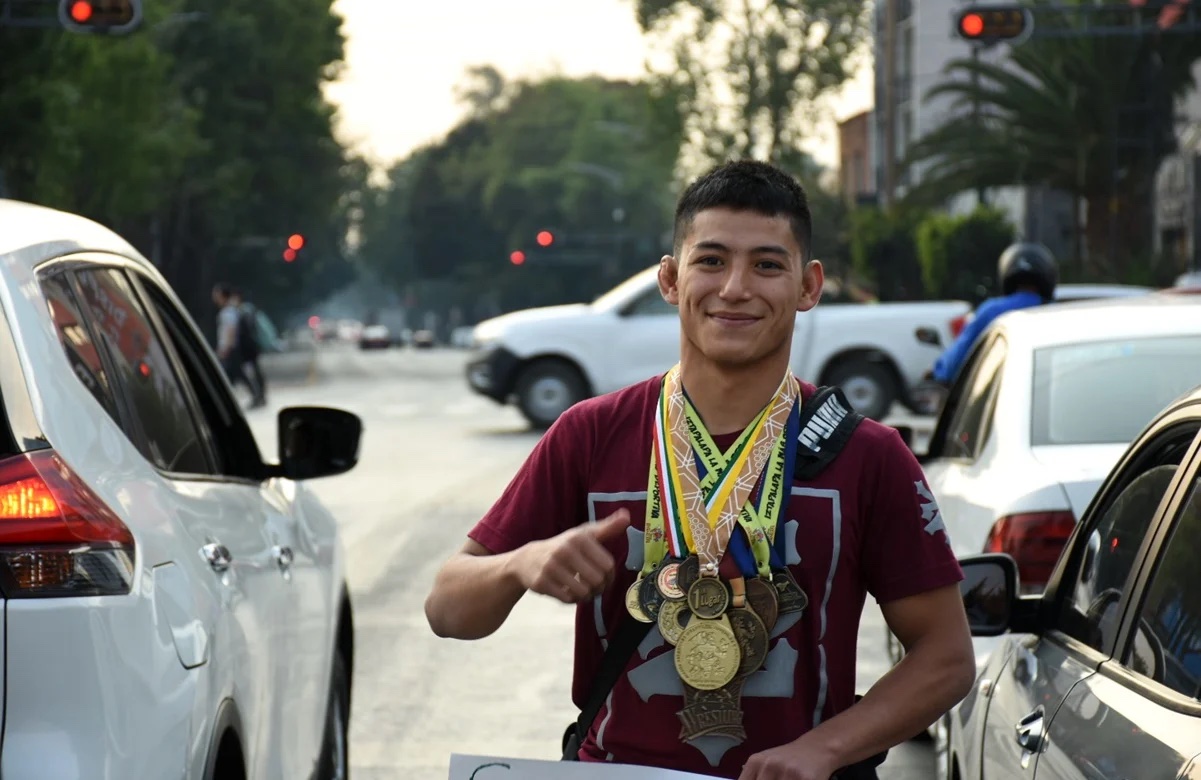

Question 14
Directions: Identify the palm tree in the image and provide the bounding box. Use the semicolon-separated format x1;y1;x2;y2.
901;2;1201;280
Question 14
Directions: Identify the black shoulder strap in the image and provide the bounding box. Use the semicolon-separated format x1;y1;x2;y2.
793;385;865;481
571;617;652;747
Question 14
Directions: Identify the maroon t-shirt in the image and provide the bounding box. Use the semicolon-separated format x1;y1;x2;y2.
468;376;961;777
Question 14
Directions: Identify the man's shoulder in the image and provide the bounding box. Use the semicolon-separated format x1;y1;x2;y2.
561;375;660;426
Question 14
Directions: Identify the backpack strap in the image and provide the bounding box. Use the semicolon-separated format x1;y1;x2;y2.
562;618;653;759
793;386;865;481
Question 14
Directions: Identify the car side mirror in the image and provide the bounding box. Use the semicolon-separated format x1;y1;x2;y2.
276;406;362;480
915;326;942;347
959;553;1019;636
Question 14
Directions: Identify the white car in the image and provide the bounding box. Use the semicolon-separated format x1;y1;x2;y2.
0;199;359;779
467;265;970;426
918;294;1201;589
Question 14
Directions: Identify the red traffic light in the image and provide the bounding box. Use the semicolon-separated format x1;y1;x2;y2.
536;230;554;247
954;6;1030;41
287;233;305;251
59;0;142;33
959;12;984;37
510;250;526;266
283;248;297;263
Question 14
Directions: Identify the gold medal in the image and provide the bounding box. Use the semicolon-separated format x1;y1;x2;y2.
658;599;691;646
687;575;730;619
674;614;741;691
626;580;652;623
639;574;665;620
677;682;747;743
745;576;779;631
727;606;769;678
771;566;809;615
676;555;700;594
656;561;686;600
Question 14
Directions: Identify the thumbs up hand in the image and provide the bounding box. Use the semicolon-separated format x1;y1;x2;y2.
514;509;632;604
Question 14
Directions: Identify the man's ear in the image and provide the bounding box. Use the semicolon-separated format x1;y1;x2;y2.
797;259;824;312
658;256;681;305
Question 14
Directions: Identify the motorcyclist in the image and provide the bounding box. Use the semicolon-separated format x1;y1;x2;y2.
930;241;1058;385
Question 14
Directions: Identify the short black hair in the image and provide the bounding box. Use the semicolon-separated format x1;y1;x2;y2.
672;160;813;262
213;282;233;298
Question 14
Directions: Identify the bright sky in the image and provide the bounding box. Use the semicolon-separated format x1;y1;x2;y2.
323;0;874;174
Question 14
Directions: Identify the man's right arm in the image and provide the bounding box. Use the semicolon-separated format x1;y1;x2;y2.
931;300;997;383
425;510;630;640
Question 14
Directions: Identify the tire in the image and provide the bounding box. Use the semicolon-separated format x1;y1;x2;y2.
515;360;587;429
825;359;897;421
316;652;350;780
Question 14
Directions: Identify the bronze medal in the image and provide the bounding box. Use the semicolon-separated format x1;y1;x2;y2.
677;682;747;743
745;576;779;631
639;573;665;620
727;606;769;678
676;554;700;594
686;576;730;619
655;560;686;601
674;613;740;691
657;599;690;646
626;579;652;623
771;566;809;615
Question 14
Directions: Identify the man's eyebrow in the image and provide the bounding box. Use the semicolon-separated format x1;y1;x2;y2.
692;240;790;256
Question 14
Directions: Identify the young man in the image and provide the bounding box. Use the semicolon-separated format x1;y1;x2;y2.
425;161;975;780
211;283;265;407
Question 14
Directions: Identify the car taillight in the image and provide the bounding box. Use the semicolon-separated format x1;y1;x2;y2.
950;314;968;338
0;450;135;598
984;511;1075;595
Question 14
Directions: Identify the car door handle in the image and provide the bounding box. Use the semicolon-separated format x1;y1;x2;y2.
273;545;294;571
201;543;233;573
1015;708;1045;753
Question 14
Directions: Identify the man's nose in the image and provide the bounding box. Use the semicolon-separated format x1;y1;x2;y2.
719;264;752;300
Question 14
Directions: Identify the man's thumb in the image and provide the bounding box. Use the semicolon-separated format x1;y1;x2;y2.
590;508;631;541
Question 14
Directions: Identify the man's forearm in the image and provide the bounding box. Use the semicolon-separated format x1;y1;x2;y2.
425;549;529;640
798;636;975;771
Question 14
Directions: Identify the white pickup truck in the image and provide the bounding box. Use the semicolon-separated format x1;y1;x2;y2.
466;266;970;427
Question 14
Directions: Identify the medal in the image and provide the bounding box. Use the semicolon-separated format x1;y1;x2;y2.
626;579;652;623
686;576;730;619
745;576;779;631
727;606;769;678
771;566;809;615
639;573;665;620
674;613;740;691
676;555;700;594
657;599;691;646
656;559;686;601
677;682;747;743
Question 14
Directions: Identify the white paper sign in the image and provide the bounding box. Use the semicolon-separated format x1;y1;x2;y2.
449;754;716;780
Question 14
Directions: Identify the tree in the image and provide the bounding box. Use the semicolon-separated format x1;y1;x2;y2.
849;207;927;301
916;208;1015;300
901;1;1201;280
632;0;871;170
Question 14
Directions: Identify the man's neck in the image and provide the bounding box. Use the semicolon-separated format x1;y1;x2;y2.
678;353;790;436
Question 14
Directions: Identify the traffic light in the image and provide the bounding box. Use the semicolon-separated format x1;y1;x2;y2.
509;250;526;266
283;248;297;263
536;230;555;247
954;6;1032;43
287;234;305;251
59;0;142;34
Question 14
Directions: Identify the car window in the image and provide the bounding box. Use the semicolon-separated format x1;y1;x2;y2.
940;335;1006;460
1031;336;1201;445
132;274;265;480
624;288;676;317
40;273;120;420
73;268;215;475
1122;475;1201;699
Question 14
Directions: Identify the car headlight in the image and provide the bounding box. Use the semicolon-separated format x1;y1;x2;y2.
471;334;498;351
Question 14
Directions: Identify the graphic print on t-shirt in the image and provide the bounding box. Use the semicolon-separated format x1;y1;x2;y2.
586;487;844;767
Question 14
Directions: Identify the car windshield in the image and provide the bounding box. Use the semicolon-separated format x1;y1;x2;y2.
1031;335;1201;445
591;267;658;310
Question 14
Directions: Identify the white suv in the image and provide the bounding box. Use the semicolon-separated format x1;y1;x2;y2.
0;199;358;779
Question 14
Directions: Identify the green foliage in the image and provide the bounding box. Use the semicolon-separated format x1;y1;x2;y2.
0;0;356;326
901;0;1201;277
916;207;1015;300
849;207;928;300
356;71;684;316
632;0;871;171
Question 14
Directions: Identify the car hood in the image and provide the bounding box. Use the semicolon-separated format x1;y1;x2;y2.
472;303;592;342
1029;443;1130;518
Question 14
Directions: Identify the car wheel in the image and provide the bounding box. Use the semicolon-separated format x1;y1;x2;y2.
316;652;350;780
515;360;587;429
825;359;897;421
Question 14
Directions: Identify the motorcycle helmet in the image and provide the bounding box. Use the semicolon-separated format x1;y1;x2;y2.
998;242;1058;300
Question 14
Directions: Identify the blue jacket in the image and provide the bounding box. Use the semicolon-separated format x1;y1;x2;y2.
932;291;1044;383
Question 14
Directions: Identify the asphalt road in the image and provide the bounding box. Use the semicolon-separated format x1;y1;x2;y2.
246;344;939;779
